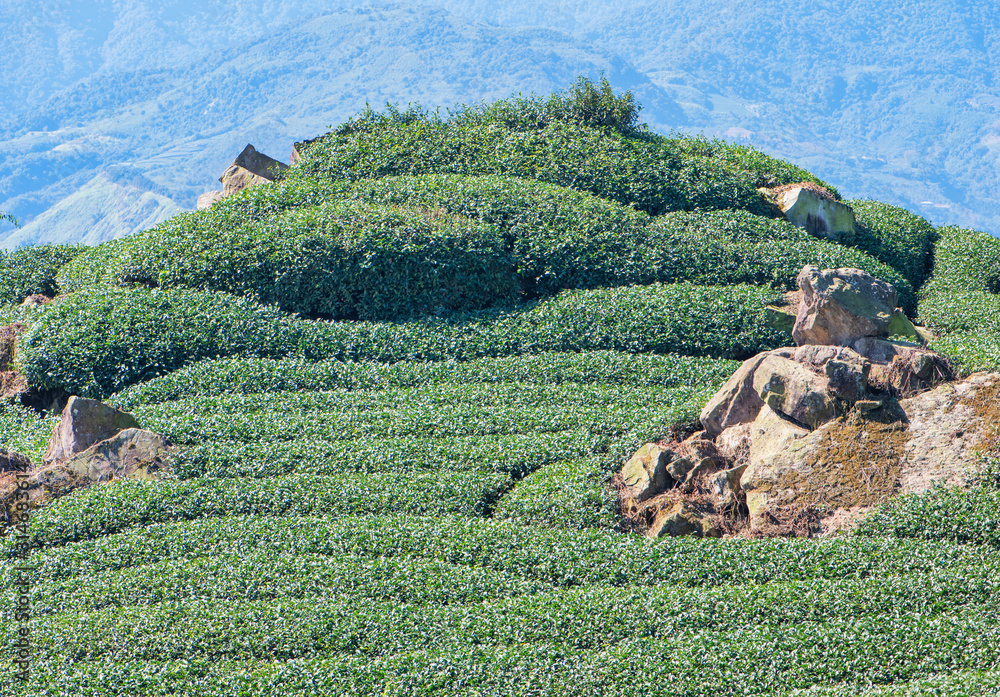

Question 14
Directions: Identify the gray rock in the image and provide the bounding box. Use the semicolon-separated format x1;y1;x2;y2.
793;266;898;347
42;396;140;466
773;185;857;243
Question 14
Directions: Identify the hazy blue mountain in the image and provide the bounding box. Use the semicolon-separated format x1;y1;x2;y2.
2;0;999;246
426;0;1000;231
0;2;682;248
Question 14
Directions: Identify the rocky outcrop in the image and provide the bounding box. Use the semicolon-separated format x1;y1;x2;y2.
1;396;174;523
196;191;226;210
770;183;856;243
196;143;289;210
42;396;140;466
620;264;975;539
3;429;171;515
793;266;897;347
220;143;288;196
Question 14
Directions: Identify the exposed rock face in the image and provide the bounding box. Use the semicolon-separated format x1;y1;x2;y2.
793;266;898;347
197;191;226;210
0;449;31;474
700;353;768;438
219;143;288;197
741;374;999;525
648;500;724;538
21;294;52;308
195;144;289;209
773;184;856;242
3;429;171;514
42;396;141;466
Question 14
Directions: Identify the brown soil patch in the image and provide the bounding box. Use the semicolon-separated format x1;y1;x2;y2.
1;371;27;399
958;378;1000;457
771;181;838;202
743;504;822;538
0;323;25;371
796;404;909;509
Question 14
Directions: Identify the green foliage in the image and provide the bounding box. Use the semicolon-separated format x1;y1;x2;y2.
16;288;297;397
494;457;617;529
18;283;787;397
349;174;653;295
671;134;840;195
0;243;82;304
931;330;1000;374
850;199;936;288
5;513;992;589
855;480;1000;548
292;117;776;218
450;75;643;135
130;383;710;452
922;225;1000;295
168;432;607;481
62;200;520;320
645;209;915;307
112;351;738;409
11;473;509;549
0;399;59;463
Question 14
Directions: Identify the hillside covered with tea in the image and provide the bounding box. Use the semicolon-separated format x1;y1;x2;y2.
1;80;999;696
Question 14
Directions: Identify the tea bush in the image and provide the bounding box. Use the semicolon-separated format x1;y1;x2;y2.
17;283;787;397
494;457;618;530
0;243;81;304
646;209;915;308
61;200;520;319
291;118;777;217
112;351;738;408
850;199;937;288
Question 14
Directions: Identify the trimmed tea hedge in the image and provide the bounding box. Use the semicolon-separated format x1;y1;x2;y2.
61;200;520;320
7;513;994;587
0;243;81;305
15;287;297;397
922;224;1000;294
112;351;738;408
850;199;937;288
17;283;787;397
291;118;777;217
494;457;617;530
645;209;915;308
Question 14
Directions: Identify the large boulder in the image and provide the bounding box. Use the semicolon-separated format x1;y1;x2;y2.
647;500;724;539
42;396;140;466
197;191;225;210
2;428;172;514
699;353;769;438
772;184;857;243
219;143;288;197
793;266;898;347
752;354;838;429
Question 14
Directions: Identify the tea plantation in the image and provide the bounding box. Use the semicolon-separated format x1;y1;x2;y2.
2;81;1000;695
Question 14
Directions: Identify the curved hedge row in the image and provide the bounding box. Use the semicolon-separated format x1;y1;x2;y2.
112;351;738;409
849;199;937;289
291;118;778;217
60;200;519;320
0;243;81;304
16;288;297;397
645;209;915;308
349;174;652;295
17;284;788;397
922;225;1000;295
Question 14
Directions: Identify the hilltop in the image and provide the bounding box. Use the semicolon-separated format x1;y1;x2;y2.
1;80;999;695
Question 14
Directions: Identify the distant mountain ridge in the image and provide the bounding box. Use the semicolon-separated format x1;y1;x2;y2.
2;0;999;247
